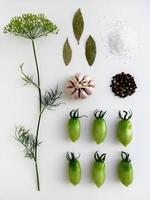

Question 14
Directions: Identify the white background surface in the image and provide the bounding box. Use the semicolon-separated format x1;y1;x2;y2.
0;0;150;199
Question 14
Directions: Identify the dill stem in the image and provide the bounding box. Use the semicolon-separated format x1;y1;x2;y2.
34;160;40;191
32;39;42;112
32;39;43;191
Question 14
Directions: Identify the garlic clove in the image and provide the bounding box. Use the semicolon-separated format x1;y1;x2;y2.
71;76;78;84
80;89;88;99
66;87;74;94
75;73;84;82
72;89;79;99
88;80;96;87
66;82;73;88
84;87;94;95
83;75;91;83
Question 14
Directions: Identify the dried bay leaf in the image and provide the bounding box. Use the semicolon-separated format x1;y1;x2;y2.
85;35;96;66
73;8;84;44
63;38;72;66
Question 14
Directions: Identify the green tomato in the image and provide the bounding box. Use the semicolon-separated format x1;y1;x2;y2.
92;152;106;187
66;152;81;185
68;109;86;142
118;151;133;186
92;110;107;144
68;118;80;142
117;110;133;146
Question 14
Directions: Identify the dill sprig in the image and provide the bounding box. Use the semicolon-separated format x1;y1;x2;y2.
3;13;58;39
42;86;63;111
15;126;42;159
20;63;39;88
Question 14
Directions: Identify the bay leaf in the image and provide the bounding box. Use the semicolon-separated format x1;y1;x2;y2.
73;8;84;44
63;38;72;66
85;35;96;66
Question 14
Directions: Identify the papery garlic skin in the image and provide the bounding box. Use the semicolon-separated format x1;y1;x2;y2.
66;73;96;99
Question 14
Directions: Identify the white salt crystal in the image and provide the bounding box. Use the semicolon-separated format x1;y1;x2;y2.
108;22;138;57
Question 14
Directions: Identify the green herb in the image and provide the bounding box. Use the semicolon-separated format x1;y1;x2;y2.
4;13;62;191
85;35;96;66
15;126;42;160
63;38;72;66
41;86;63;111
73;8;84;44
4;13;58;39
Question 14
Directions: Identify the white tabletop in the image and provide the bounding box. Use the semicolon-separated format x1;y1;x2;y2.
0;0;149;199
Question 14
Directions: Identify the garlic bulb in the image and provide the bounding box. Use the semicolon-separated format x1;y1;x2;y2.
66;73;96;99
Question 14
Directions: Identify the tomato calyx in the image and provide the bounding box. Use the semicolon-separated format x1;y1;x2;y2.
70;109;87;119
94;151;106;162
94;110;107;119
66;152;80;162
119;110;133;120
121;151;131;162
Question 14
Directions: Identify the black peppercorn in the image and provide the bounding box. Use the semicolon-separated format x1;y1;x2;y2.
110;72;137;98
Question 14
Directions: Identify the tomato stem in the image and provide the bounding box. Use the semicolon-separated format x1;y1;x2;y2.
70;109;87;119
94;151;106;162
66;152;80;162
94;110;106;119
121;151;131;162
119;110;133;120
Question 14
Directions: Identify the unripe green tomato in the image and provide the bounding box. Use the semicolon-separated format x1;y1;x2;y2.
69;160;81;185
68;118;80;142
68;109;86;142
117;110;133;146
66;152;81;186
92;152;106;187
118;151;133;186
117;120;132;146
92;110;107;144
93;118;107;144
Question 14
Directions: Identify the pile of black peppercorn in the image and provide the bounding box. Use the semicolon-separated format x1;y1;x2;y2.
110;72;137;98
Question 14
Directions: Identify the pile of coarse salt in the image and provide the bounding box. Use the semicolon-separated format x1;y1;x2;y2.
99;18;139;60
107;20;138;58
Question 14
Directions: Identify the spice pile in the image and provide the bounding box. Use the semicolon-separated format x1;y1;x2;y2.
99;19;138;60
110;72;137;98
108;22;137;57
